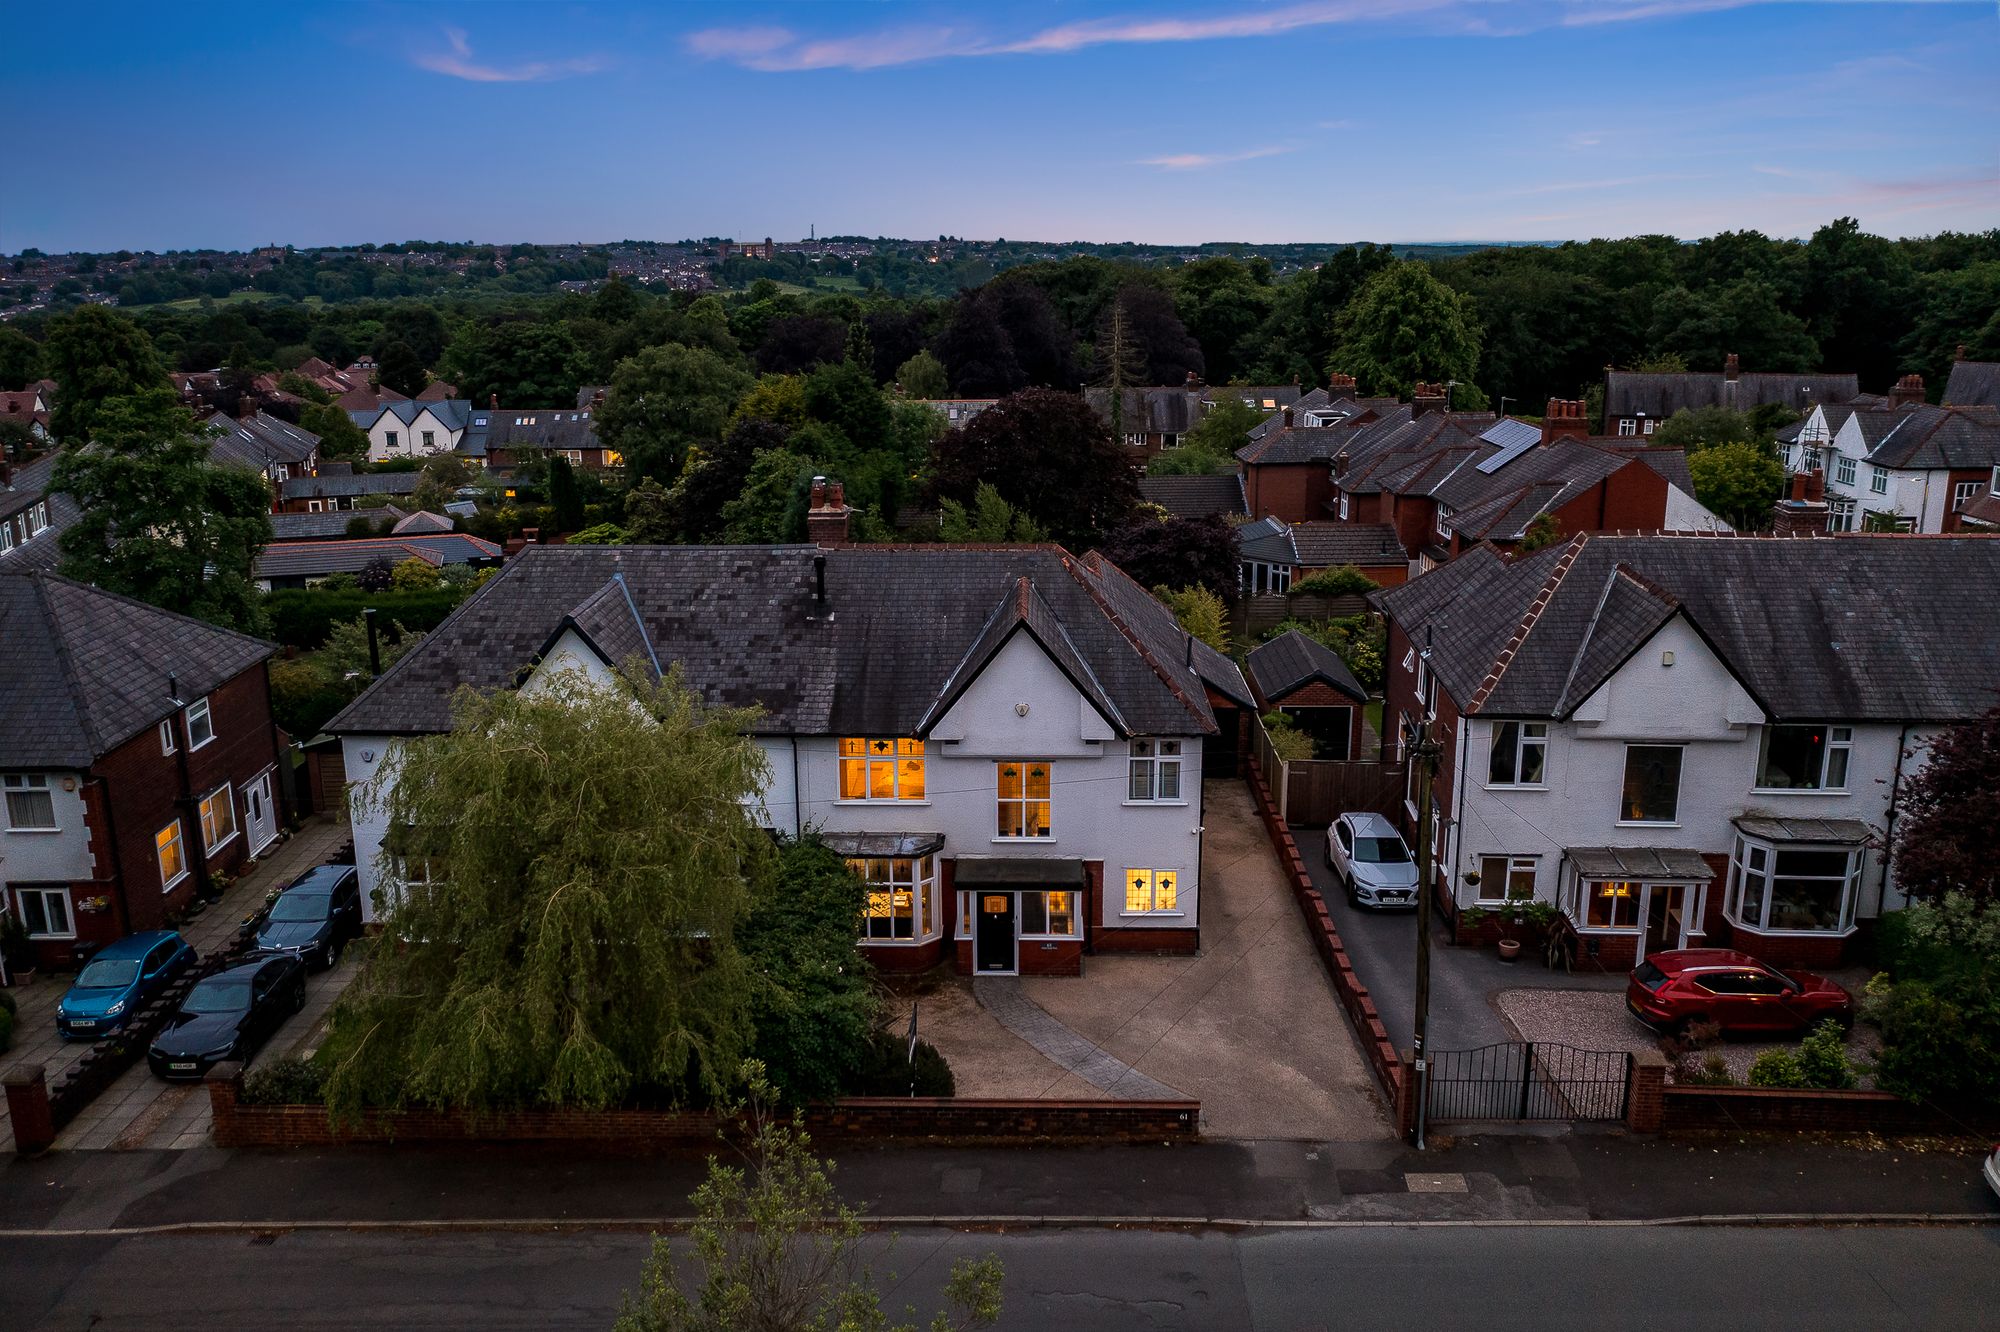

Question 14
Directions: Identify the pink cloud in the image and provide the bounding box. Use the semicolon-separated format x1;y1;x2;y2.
414;27;606;83
1140;145;1299;170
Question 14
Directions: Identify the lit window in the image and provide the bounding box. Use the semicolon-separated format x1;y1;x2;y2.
3;773;57;830
1583;880;1640;929
850;855;935;942
199;783;236;850
1124;867;1180;914
12;885;73;939
1021;890;1078;937
1487;722;1547;786
1756;724;1852;791
1477;855;1537;904
996;761;1052;838
1729;837;1860;933
1128;739;1183;802
157;820;188;890
185;697;214;749
1619;745;1683;823
838;738;926;801
604;450;624;467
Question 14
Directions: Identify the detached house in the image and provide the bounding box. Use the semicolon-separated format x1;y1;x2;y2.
1373;533;2000;971
1;571;287;972
461;395;623;473
328;539;1254;978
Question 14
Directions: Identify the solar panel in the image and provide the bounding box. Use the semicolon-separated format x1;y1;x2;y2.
1476;418;1543;473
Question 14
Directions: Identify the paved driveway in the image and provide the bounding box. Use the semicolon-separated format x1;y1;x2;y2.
917;781;1391;1139
1297;821;1622;1056
2;814;355;1153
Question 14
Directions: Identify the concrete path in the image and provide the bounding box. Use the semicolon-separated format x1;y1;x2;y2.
971;978;1184;1100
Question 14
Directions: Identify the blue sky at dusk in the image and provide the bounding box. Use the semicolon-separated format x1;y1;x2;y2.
5;1;1995;252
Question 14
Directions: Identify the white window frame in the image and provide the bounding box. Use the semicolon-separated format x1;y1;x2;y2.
1019;888;1082;938
1618;744;1684;826
1127;739;1184;804
1726;835;1861;935
384;430;400;451
1617;419;1637;437
12;885;74;939
996;760;1053;841
850;854;938;944
1641;419;1656;436
3;773;59;831
199;781;238;853
1475;854;1538;906
158;719;176;755
26;502;48;536
1802;446;1821;472
1122;866;1184;917
1435;507;1452;540
836;737;926;803
184;696;214;750
1834;455;1856;487
1753;724;1853;793
1337;492;1350;520
1952;479;1982;511
1486;721;1548;788
421;430;436;449
157;819;189;891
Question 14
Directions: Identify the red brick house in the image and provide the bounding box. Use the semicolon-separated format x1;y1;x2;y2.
1245;630;1370;760
1;571;286;975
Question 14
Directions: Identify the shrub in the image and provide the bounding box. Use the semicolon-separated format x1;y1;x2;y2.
390;557;441;591
265;587;466;650
1261;712;1316;763
1670;1052;1732;1087
1290;564;1380;597
241;1055;327;1106
1747;1048;1806;1088
1863;975;2000;1104
0;1004;13;1056
1794;1018;1856;1090
846;1034;955;1098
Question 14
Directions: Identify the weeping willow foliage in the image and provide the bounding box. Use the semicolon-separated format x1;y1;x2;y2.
319;665;774;1118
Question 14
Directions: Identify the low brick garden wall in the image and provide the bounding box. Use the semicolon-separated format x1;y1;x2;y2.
205;1067;1200;1149
1662;1084;2000;1135
1244;760;1416;1139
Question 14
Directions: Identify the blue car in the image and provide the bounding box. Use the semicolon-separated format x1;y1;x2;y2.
55;931;196;1040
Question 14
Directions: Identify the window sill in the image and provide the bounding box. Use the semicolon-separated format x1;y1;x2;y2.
991;836;1054;844
1565;921;1641;935
1481;784;1548;793
161;872;190;893
834;798;932;807
1728;920;1858;938
203;831;240;858
188;737;216;753
856;936;937;947
1747;788;1851;797
1021;933;1082;942
1120;911;1186;919
1121;800;1189;808
1613;820;1680;829
3;826;62;835
26;933;77;942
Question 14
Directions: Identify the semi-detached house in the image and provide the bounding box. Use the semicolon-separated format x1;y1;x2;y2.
1372;533;2000;971
328;542;1254;978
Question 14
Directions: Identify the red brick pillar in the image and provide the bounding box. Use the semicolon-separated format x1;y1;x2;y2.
206;1061;244;1147
1396;1050;1420;1142
4;1063;55;1156
1626;1049;1667;1133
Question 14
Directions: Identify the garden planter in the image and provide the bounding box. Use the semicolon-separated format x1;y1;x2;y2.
1496;939;1522;962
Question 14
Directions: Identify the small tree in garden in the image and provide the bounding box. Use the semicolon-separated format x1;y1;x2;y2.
615;1062;1003;1332
1153;584;1229;654
1892;704;2000;903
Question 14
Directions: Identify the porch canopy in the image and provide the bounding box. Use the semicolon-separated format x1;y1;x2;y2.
954;857;1088;887
1731;815;1870;846
819;831;945;858
1566;846;1715;882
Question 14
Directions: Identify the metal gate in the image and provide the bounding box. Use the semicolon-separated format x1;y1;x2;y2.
1424;1042;1630;1122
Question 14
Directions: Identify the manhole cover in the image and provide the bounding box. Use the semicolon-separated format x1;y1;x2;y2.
1403;1172;1469;1194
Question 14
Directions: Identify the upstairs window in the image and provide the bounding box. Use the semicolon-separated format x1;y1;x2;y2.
1128;740;1183;802
185;696;215;750
1756;724;1852;791
159;720;176;755
1617;419;1637;437
421;430;436;449
384;430;400;451
3;773;57;830
996;761;1052;838
1487;722;1548;786
1834;455;1856;486
1952;479;1983;511
1619;745;1683;824
838;738;925;801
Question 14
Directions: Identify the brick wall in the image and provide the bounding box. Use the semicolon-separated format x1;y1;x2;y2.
1244;463;1331;524
205;1068;1200;1148
1661;1085;2000;1135
860;938;946;975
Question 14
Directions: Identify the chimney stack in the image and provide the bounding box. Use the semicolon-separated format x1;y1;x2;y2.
1282;406;1294;428
1412;382;1449;417
490;393;499;409
1724;353;1740;381
806;475;851;547
1805;467;1825;503
1185;370;1200;388
1888;374;1925;409
1956;344;1967;362
1541;398;1589;444
237;395;257;421
1772;469;1829;537
1327;373;1357;400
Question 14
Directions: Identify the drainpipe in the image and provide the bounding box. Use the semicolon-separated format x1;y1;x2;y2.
90;774;133;937
1452;709;1472;914
1879;721;1915;916
789;736;802;839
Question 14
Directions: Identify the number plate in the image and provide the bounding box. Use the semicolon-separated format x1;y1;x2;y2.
170;1062;198;1071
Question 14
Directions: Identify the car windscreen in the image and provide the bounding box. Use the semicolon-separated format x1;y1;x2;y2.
1633;961;1669;990
1355;837;1412;864
76;959;140;989
269;892;330;924
182;981;251;1015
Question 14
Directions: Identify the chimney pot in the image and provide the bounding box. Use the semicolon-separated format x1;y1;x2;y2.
1888;374;1925;409
1956;344;1967;362
1806;467;1825;503
1282;407;1294;428
490;393;499;408
1724;353;1740;381
1791;472;1808;502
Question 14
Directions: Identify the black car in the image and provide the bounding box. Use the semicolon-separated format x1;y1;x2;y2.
255;864;362;971
147;955;307;1081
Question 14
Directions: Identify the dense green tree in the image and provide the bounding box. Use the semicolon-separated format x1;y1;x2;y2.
1101;513;1239;600
1245;243;1395;385
377;305;449;369
597;343;753;485
1801;217;1917;386
927;388;1139;549
1171;257;1277;385
1687;441;1784;530
1327;262;1482;400
1892;705;2000;903
0;326;43;387
669;420;791;544
895;348;950;398
445;320;586;406
1903;262;2000;390
321;668;771;1116
1107;283;1203;385
547;453;586;532
409;453;477;514
1649;406;1763;454
720;448;819;543
374;339;429;397
51;388;272;634
43;306;169;442
754;315;847;376
300;400;371;461
1645;280;1819;373
803;359;890;453
939;482;1047;541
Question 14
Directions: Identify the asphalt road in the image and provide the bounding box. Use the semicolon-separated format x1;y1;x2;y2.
7;1223;1998;1330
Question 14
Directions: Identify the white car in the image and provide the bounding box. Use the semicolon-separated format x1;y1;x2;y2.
1325;811;1419;909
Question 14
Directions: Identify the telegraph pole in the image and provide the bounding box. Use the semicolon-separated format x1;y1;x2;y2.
1409;629;1443;1150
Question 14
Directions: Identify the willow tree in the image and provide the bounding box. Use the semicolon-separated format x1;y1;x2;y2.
319;666;774;1117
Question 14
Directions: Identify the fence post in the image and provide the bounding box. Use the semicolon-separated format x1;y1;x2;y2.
1626;1049;1666;1133
1516;1041;1536;1120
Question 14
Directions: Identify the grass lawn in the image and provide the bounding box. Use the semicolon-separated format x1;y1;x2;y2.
162;289;289;309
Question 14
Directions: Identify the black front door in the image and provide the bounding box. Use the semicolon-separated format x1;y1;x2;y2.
975;893;1016;974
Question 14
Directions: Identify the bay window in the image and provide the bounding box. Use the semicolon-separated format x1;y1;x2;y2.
1619;745;1683;823
1729;837;1860;934
1582;880;1641;930
1128;739;1183;802
838;738;926;801
850;855;936;942
1755;724;1852;791
1487;722;1547;786
996;760;1052;838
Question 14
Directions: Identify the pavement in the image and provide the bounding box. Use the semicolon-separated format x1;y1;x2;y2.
1;815;356;1154
11;1223;2000;1331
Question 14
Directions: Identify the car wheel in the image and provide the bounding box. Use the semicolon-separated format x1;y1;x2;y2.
292;982;307;1013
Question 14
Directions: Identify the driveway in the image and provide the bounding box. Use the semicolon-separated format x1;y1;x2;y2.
1297;820;1623;1056
2;813;356;1153
921;781;1392;1141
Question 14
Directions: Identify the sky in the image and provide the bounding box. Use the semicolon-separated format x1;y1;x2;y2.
4;1;1996;252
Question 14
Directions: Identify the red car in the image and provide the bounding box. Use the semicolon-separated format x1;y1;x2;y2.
1627;948;1853;1035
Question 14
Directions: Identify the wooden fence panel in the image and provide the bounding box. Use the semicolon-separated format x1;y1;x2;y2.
1238;592;1371;639
1284;758;1408;827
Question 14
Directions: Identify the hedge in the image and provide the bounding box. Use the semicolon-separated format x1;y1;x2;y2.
266;587;467;650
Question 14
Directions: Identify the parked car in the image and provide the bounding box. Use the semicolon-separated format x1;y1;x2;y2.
1627;948;1853;1035
254;864;362;971
1985;1145;2000;1204
54;931;195;1040
1325;811;1419;909
146;954;307;1081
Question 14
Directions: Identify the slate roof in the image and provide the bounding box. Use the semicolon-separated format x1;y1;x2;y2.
1612;447;1696;496
328;545;1252;738
1290;522;1404;567
1567;846;1714;880
1373;534;2000;723
1202;385;1307;412
1084;387;1202;436
1245;629;1367;706
349;399;472;433
1236;516;1296;564
1863;404;2000;470
463;406;602;461
0;569;275;767
1;451;57;525
1605;369;1860;419
1138;473;1248;520
1943;359;2000;408
203;411;320;472
269;511;366;541
281;472;421;500
390;510;455;535
255;534;500;581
